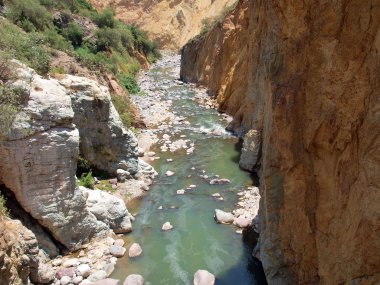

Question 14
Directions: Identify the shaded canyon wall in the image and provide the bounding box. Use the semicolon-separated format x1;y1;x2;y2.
181;0;380;284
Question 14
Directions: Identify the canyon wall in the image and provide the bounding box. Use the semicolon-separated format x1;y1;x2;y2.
88;0;237;50
181;0;380;284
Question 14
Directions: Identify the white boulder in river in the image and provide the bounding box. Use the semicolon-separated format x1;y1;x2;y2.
193;270;215;285
162;222;174;231
214;209;234;224
124;274;145;285
128;243;143;257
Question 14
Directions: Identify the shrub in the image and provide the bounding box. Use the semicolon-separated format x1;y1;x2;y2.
118;74;140;94
43;29;73;52
5;0;52;31
0;194;8;217
96;27;122;52
62;22;84;48
78;170;95;189
0;19;50;74
92;8;115;28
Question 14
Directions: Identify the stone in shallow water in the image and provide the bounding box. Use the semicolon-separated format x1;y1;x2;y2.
193;270;215;285
109;245;126;257
124;274;144;285
177;189;186;195
165;170;175;176
214;209;234;224
129;243;143;258
162;222;174;231
209;178;231;185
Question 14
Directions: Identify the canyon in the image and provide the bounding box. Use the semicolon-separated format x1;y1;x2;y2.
1;0;379;284
181;0;380;284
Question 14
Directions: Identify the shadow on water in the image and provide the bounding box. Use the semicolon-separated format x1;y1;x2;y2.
217;227;267;285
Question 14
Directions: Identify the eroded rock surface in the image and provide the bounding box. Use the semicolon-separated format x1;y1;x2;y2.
88;0;236;50
181;0;380;284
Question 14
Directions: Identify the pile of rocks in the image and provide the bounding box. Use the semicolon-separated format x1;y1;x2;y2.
233;186;261;232
51;237;127;285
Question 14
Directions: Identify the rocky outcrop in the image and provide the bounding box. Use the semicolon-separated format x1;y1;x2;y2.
181;0;380;284
239;129;261;171
0;62;139;250
59;75;139;175
88;0;236;50
0;217;55;285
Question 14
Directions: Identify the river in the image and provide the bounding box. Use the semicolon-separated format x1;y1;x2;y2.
111;54;267;285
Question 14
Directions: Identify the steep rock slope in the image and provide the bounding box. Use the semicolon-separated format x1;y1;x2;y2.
0;62;136;250
88;0;236;49
181;0;380;284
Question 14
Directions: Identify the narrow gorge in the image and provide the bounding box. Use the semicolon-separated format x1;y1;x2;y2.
1;0;379;285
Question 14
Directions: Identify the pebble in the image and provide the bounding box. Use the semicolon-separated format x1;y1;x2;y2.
62;258;79;268
76;264;91;277
60;276;71;285
177;189;186;195
165;170;175;177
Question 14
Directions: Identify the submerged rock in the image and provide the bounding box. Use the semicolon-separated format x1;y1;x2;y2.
177;189;186;195
165;170;175;177
193;270;215;285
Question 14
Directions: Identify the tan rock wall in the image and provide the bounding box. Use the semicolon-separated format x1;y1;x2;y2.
88;0;237;50
181;0;380;284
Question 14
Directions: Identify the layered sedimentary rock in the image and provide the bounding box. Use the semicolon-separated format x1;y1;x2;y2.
0;62;136;250
181;0;380;284
88;0;236;49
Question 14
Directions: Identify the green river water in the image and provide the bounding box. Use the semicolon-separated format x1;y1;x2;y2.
111;57;267;285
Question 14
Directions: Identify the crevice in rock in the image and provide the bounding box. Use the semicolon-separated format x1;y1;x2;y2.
0;185;66;258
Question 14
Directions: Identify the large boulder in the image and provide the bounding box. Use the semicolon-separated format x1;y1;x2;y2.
193;270;215;285
84;188;132;234
59;75;139;176
239;129;261;171
214;209;234;224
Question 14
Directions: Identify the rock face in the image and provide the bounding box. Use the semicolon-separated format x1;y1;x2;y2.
88;0;236;49
0;62;139;250
239;129;261;171
0;217;40;285
59;75;139;176
84;188;133;234
181;0;380;284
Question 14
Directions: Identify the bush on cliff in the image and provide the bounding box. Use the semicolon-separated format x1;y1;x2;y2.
79;170;95;189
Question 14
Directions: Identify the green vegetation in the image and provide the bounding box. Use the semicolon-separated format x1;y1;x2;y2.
0;55;27;140
0;193;8;217
78;170;95;189
118;74;140;94
111;94;132;127
0;0;161;130
96;180;115;193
